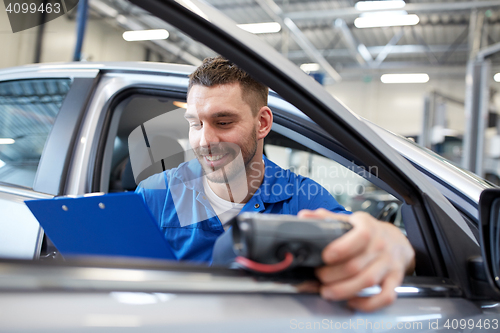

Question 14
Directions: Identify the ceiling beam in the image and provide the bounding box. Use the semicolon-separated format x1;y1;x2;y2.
286;44;470;60
411;26;439;65
255;0;342;82
119;17;202;66
334;19;372;66
372;29;404;68
89;0;202;66
439;27;469;63
477;40;500;59
286;1;500;21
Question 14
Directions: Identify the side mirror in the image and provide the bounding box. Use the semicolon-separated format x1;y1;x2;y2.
479;188;500;297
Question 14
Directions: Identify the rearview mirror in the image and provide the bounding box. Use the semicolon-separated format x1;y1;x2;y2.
479;189;500;297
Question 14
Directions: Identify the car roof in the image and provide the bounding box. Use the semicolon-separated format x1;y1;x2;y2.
0;61;195;76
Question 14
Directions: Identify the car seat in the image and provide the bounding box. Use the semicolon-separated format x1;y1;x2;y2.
121;132;185;191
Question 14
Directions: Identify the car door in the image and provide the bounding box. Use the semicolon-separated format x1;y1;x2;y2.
59;63;192;196
127;0;499;325
0;67;99;259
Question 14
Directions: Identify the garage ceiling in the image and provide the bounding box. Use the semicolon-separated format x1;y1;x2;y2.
88;0;500;82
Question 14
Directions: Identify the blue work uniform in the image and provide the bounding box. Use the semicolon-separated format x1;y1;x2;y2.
135;156;347;263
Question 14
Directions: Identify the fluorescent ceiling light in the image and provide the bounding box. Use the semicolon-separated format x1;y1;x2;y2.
0;138;15;144
494;73;500;82
123;29;169;42
300;63;320;72
0;159;4;168
354;13;419;28
360;10;407;18
381;73;429;84
355;0;406;11
237;22;281;34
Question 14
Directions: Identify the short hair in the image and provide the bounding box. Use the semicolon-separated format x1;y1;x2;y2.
188;56;268;115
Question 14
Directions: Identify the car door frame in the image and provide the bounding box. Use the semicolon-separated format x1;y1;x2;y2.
63;68;191;196
0;68;99;259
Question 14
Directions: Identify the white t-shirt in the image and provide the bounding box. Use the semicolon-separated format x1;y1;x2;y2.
203;177;245;230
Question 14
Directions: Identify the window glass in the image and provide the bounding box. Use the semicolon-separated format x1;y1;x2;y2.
106;95;189;193
265;144;368;209
0;79;72;188
265;141;404;232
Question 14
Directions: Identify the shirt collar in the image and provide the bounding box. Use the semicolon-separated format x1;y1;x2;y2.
171;158;205;194
172;155;294;204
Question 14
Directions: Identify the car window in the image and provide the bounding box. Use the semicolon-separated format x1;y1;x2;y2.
103;94;190;193
264;135;404;232
0;78;72;188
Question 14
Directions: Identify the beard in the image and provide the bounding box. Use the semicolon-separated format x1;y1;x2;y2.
194;129;258;184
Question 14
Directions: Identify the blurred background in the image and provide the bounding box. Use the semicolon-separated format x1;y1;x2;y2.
1;0;500;184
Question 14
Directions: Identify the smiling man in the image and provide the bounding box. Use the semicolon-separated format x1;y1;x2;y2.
136;56;415;312
185;82;263;208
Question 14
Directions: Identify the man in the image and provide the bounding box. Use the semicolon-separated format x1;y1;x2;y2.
136;56;415;312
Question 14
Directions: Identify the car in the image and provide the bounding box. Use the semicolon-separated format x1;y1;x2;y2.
0;0;500;331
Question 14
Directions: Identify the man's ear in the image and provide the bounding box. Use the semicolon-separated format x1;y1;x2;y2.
257;106;273;140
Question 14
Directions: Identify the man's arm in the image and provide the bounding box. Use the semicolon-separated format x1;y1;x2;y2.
298;208;415;312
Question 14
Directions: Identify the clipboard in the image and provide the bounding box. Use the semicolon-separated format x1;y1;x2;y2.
25;192;176;260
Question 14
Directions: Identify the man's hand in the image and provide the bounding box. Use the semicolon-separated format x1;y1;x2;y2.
297;208;415;312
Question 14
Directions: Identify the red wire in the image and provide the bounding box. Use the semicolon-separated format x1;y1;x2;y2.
235;252;294;273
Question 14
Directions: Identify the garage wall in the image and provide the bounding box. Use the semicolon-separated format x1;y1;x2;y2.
0;7;38;67
0;6;145;67
326;79;500;136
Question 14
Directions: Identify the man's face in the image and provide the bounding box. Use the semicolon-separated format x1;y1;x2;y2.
185;83;259;183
